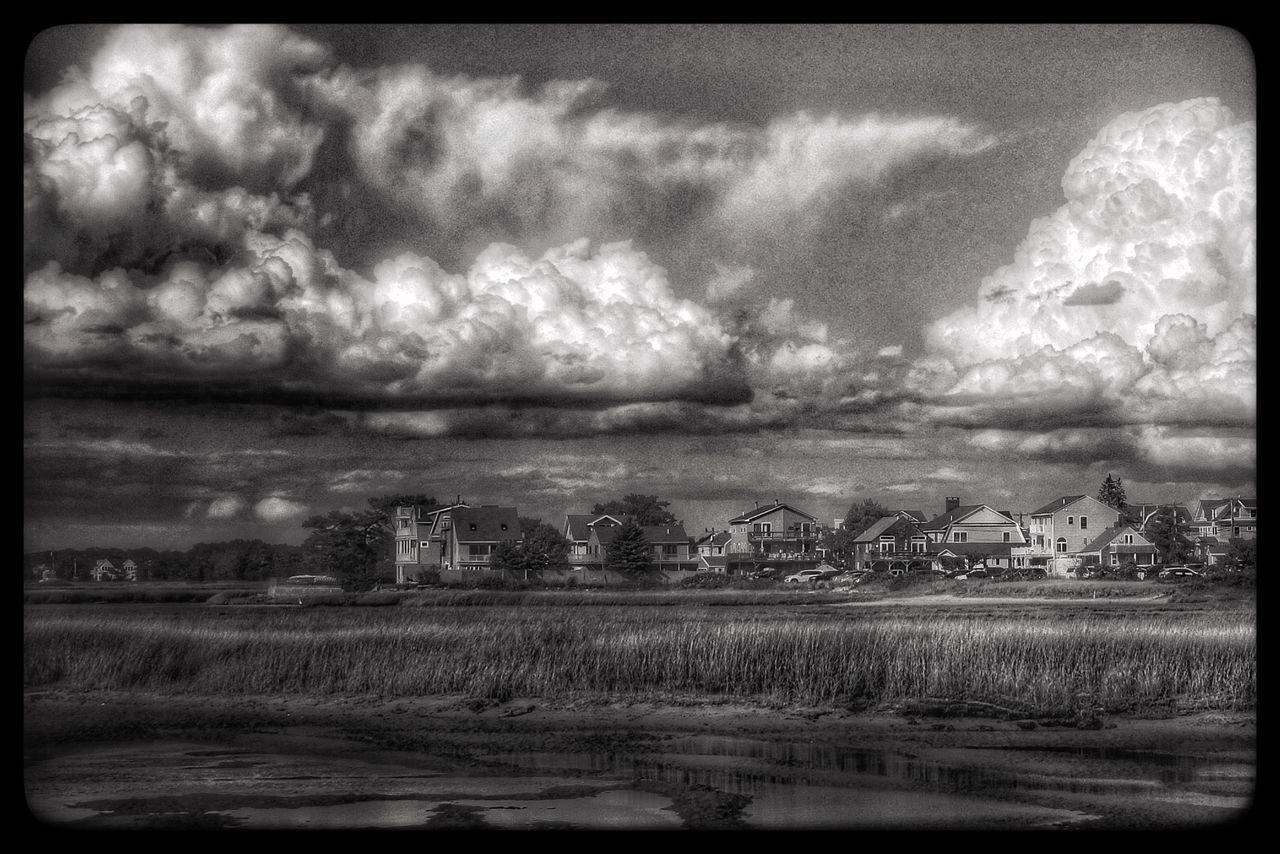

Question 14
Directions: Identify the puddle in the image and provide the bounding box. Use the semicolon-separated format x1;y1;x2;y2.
25;730;1253;829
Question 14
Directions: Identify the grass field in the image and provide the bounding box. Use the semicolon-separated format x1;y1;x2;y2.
24;601;1254;717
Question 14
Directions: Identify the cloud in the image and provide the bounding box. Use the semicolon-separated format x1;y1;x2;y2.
206;496;245;518
922;99;1255;445
254;495;308;521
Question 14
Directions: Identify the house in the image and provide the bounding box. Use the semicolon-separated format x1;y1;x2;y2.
694;529;732;558
447;506;522;572
91;558;117;581
851;516;938;571
1127;503;1195;535
1078;525;1159;570
590;521;696;570
919;498;1027;570
1192;498;1257;541
726;501;820;558
394;500;470;583
563;513;624;567
121;559;139;581
1025;495;1123;576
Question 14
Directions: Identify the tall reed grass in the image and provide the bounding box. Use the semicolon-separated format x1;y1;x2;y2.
23;606;1254;715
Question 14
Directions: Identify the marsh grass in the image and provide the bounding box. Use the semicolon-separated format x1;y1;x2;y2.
23;606;1254;716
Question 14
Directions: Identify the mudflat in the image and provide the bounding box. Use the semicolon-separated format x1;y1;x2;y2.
23;689;1256;831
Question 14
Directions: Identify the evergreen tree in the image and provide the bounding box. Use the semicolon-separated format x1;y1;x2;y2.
843;498;890;538
1098;473;1128;511
605;519;653;577
1145;505;1194;565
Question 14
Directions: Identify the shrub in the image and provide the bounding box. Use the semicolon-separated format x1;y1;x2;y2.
415;569;441;586
680;572;732;590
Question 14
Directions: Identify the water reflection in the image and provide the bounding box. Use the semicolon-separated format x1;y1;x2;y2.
25;731;1253;830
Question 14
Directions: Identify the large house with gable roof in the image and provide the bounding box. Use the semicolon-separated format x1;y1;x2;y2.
920;498;1028;572
393;501;521;583
851;516;938;572
726;501;821;559
1078;524;1159;571
1024;494;1122;576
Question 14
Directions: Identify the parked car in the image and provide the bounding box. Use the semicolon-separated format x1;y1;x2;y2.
965;567;989;579
784;569;827;583
1157;566;1203;582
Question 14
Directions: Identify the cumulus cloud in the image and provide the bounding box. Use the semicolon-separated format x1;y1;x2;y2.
254;495;308;521
313;63;997;253
924;98;1255;440
206;496;245;518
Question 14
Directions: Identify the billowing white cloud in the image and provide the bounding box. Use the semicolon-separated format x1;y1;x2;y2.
924;98;1255;436
313;60;996;249
254;495;308;522
206;496;245;518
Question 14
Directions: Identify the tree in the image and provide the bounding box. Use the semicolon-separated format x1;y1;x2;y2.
591;494;678;527
818;527;859;567
490;522;570;581
605;519;653;577
1145;505;1195;565
519;522;571;576
1225;537;1256;573
301;509;384;591
1098;473;1128;512
843;498;890;538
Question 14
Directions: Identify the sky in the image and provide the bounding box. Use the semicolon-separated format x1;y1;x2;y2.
23;24;1256;550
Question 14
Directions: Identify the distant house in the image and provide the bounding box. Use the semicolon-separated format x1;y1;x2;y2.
694;530;732;558
1192;498;1257;541
590;521;696;571
1025;495;1123;576
1078;525;1159;570
392;501;522;582
851;516;937;572
919;499;1027;572
563;513;623;567
91;558;117;582
726;501;820;558
448;506;522;572
121;559;139;581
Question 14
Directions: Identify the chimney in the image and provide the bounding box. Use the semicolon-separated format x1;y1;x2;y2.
945;497;960;513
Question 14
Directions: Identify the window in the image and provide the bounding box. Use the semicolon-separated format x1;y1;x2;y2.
662;544;678;556
1123;534;1133;544
1067;516;1074;526
760;523;772;535
1233;527;1240;537
1002;532;1010;543
879;537;895;553
1056;538;1068;553
911;538;927;553
1080;516;1088;530
952;532;967;542
421;541;429;549
1112;554;1119;565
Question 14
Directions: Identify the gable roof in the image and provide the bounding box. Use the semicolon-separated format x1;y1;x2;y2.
728;501;817;524
852;516;900;543
592;523;689;546
452;506;521;543
1029;495;1088;516
923;504;1018;530
1080;525;1150;553
695;531;732;547
894;509;927;523
564;514;595;542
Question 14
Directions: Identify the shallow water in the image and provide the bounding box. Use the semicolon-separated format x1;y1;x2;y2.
24;727;1253;830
